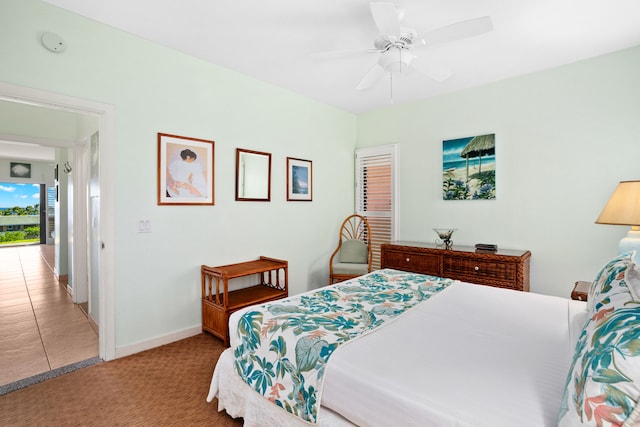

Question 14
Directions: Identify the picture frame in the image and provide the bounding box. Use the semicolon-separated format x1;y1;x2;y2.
286;157;312;201
236;148;272;202
157;133;215;205
10;162;31;178
442;133;496;200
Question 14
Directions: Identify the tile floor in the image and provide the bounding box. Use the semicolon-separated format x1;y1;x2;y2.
0;244;98;387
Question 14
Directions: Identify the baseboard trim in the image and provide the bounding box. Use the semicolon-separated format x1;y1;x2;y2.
114;325;202;359
87;314;99;335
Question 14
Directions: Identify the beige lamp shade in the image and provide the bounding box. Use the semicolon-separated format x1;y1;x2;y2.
596;181;640;226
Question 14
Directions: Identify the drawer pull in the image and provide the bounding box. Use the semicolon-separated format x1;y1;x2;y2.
474;266;480;271
405;257;410;262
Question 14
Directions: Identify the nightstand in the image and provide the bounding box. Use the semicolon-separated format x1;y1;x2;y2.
571;281;590;301
201;256;288;345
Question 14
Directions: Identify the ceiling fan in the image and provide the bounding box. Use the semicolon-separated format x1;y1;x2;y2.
354;2;493;91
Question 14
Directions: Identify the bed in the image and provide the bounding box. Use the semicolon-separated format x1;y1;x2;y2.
207;253;640;427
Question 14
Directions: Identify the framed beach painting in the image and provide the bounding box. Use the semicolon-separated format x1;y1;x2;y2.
286;157;312;201
442;133;496;200
157;133;215;205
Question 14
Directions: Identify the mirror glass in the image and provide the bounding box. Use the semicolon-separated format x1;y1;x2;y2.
236;148;271;201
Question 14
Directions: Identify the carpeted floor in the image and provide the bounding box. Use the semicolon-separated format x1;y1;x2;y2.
0;333;242;426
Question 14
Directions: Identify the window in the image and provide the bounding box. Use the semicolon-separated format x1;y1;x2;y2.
355;144;398;269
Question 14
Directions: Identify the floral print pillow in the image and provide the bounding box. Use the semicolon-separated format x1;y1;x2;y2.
559;253;640;426
559;305;640;426
587;252;634;316
626;261;640;302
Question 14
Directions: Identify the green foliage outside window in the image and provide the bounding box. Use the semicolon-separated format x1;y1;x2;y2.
0;204;41;244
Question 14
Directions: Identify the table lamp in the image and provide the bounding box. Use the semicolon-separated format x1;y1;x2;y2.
596;180;640;262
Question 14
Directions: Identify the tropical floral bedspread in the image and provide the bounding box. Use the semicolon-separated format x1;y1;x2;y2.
232;268;455;424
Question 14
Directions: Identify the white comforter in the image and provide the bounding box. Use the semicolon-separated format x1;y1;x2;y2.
208;279;587;427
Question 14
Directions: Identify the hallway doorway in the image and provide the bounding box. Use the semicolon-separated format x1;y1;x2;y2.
0;81;116;361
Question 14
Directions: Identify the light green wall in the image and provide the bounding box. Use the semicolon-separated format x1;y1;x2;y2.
0;0;357;349
4;0;639;352
358;45;640;297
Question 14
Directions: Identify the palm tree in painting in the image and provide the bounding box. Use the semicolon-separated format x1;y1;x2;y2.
460;134;495;199
460;134;495;181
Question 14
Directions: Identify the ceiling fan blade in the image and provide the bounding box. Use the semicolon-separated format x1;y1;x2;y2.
412;56;452;83
310;48;374;60
370;2;401;40
421;16;493;46
356;63;386;91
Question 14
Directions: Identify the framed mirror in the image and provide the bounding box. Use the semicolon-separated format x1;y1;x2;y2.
235;148;271;201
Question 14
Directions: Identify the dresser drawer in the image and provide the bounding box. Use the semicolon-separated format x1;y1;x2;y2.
383;250;440;276
443;257;517;283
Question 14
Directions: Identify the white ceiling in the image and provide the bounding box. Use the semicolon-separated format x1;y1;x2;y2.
42;0;640;113
0;99;97;161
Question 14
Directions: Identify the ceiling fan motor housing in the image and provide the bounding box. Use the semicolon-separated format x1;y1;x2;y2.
374;28;417;50
374;26;418;72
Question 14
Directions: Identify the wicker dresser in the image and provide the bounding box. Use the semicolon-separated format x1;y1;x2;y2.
381;241;531;291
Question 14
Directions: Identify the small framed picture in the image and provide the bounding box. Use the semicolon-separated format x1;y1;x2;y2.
10;162;31;178
286;157;312;201
157;133;215;205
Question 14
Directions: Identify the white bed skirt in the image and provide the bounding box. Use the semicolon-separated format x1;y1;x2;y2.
208;348;355;427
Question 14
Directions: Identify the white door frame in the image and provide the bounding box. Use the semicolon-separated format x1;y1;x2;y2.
71;140;89;305
0;82;116;361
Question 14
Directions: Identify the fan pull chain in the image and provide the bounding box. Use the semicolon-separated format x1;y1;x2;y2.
389;46;403;105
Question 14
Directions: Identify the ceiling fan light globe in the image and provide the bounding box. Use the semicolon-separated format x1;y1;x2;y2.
378;48;413;72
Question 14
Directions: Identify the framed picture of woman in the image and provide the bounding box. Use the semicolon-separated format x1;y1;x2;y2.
157;133;214;205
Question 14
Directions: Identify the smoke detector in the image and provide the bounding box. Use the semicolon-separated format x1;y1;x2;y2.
41;32;66;53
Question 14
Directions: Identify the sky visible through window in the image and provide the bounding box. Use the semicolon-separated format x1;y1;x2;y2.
0;182;40;208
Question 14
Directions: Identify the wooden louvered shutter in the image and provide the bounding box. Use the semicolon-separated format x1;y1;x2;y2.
355;144;397;269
